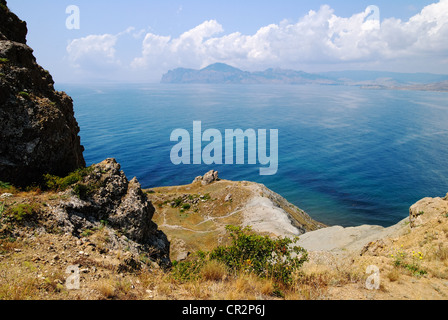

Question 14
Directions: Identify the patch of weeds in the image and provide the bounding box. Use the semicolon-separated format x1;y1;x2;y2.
139;253;153;266
43;167;99;199
171;251;207;282
0;181;11;190
0;58;9;64
172;197;183;208
43;166;93;192
202;193;211;201
5;202;41;223
18;91;30;99
391;247;427;277
72;183;93;200
80;229;94;237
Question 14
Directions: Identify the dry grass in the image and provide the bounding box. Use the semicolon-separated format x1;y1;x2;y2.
386;268;401;282
200;260;228;282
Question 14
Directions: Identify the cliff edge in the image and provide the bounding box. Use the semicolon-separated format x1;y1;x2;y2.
0;0;85;187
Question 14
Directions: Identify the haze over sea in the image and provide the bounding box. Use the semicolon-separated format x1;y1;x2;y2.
58;83;448;228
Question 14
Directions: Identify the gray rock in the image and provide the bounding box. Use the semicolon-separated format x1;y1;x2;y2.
53;159;171;269
192;170;220;186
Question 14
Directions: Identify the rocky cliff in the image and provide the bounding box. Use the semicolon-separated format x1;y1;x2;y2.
51;158;171;269
0;2;171;270
0;0;85;187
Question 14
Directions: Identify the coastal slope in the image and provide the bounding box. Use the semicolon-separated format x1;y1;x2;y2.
146;170;324;260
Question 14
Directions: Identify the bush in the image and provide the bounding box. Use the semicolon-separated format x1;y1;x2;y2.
43;167;93;192
171;251;207;282
5;202;41;223
0;181;11;190
209;226;308;285
172;197;183;208
171;226;308;286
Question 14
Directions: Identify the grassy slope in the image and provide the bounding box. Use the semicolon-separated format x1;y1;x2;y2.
0;181;447;300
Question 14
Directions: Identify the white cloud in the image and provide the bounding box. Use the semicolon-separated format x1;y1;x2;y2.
66;33;119;69
131;1;448;78
67;1;448;81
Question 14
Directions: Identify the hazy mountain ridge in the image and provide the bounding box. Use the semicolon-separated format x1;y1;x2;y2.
161;63;336;85
162;63;448;91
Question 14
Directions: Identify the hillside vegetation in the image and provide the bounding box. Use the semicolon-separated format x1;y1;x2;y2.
1;167;447;300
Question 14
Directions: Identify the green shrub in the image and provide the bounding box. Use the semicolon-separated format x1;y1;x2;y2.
171;251;207;282
72;183;90;200
171;226;308;286
209;226;308;285
5;203;40;223
0;58;9;64
0;181;11;190
182;203;191;210
172;197;183;208
43;167;93;192
18;91;30;99
202;193;211;201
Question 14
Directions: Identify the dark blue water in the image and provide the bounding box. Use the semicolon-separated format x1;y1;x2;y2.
57;83;448;228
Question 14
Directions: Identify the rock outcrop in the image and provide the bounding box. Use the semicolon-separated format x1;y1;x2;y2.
296;192;448;258
192;170;220;186
52;159;171;269
0;0;85;187
409;193;448;228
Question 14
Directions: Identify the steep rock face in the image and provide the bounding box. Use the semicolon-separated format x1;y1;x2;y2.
0;0;85;187
53;159;171;268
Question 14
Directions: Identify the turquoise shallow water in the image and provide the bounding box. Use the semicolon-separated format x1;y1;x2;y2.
58;83;448;228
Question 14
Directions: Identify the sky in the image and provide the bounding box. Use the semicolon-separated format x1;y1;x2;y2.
7;0;448;83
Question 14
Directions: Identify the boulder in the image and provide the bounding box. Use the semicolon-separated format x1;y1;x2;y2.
192;170;220;186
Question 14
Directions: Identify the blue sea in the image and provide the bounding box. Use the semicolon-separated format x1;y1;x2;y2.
57;83;448;228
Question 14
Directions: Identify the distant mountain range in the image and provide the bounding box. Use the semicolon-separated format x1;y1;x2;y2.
161;63;448;92
161;63;335;85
